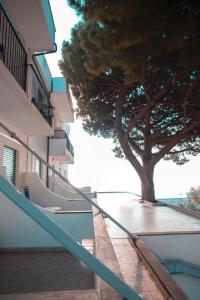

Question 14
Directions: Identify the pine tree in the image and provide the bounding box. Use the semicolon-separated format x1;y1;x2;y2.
60;1;200;202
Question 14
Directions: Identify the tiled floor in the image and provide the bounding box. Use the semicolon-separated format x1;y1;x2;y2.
97;195;200;237
0;289;99;300
111;239;170;300
0;251;94;295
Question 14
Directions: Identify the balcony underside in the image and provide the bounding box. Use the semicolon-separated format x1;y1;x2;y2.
51;93;74;123
0;60;53;136
2;0;55;51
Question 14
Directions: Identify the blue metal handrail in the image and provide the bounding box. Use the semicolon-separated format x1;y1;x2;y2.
0;122;138;241
0;175;142;300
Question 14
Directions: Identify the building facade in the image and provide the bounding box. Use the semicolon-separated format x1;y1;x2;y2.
0;0;74;190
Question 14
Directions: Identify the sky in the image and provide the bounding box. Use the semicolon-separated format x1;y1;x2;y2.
46;0;200;198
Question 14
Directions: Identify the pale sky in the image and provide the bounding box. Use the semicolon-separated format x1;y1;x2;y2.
46;0;200;198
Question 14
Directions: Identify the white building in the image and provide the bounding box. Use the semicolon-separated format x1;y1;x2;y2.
0;0;95;248
0;0;74;189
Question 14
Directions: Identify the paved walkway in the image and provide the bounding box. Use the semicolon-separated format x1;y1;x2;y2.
110;238;170;300
93;204;171;300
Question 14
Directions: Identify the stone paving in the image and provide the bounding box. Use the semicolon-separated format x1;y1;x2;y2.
0;251;94;295
93;203;171;300
111;238;170;300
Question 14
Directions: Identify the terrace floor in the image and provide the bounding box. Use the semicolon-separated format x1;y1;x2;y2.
97;194;200;237
0;250;94;295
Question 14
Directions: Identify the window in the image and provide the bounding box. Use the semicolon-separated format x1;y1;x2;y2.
3;146;17;185
35;158;42;179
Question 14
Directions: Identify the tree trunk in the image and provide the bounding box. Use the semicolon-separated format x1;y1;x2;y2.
141;165;156;202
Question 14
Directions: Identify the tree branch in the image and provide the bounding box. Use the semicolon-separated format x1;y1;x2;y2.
150;122;197;166
128;137;143;157
183;74;200;127
150;118;180;142
141;62;150;100
130;65;200;130
113;86;147;181
168;147;200;155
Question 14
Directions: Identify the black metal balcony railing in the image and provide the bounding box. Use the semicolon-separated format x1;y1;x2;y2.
0;3;27;90
31;64;53;126
53;129;74;158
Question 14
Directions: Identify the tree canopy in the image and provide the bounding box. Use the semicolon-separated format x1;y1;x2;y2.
59;0;200;201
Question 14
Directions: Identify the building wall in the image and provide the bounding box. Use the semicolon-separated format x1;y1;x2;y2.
141;234;200;265
0;1;73;187
172;274;200;300
0;127;27;189
28;135;48;184
0;129;50;189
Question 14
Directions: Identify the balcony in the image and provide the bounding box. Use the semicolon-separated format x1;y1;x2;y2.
31;65;53;127
1;0;55;51
0;4;53;135
49;129;74;163
0;62;54;135
0;3;27;91
51;78;74;123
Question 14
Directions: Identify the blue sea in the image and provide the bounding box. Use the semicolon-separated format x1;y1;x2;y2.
158;197;188;206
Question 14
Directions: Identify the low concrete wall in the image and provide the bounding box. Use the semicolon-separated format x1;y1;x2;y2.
49;175;93;199
0;191;94;248
26;172;92;210
134;239;189;300
92;201;122;300
140;233;200;266
139;234;200;300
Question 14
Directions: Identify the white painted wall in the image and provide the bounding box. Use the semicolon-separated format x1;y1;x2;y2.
49;138;68;157
49;175;93;199
172;274;200;300
0;130;49;189
0;191;60;248
50;175;91;193
0;191;94;248
0;130;27;189
28;135;48;184
141;234;200;265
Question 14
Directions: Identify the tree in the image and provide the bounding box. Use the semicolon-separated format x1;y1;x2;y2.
59;0;200;202
187;186;200;204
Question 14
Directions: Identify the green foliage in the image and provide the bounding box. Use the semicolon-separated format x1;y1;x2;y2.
187;186;200;204
67;0;200;81
179;200;200;212
60;0;200;199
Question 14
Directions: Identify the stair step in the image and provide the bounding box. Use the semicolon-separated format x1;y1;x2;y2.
0;289;99;300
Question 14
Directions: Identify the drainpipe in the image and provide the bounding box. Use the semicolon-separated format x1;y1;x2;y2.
32;43;57;187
